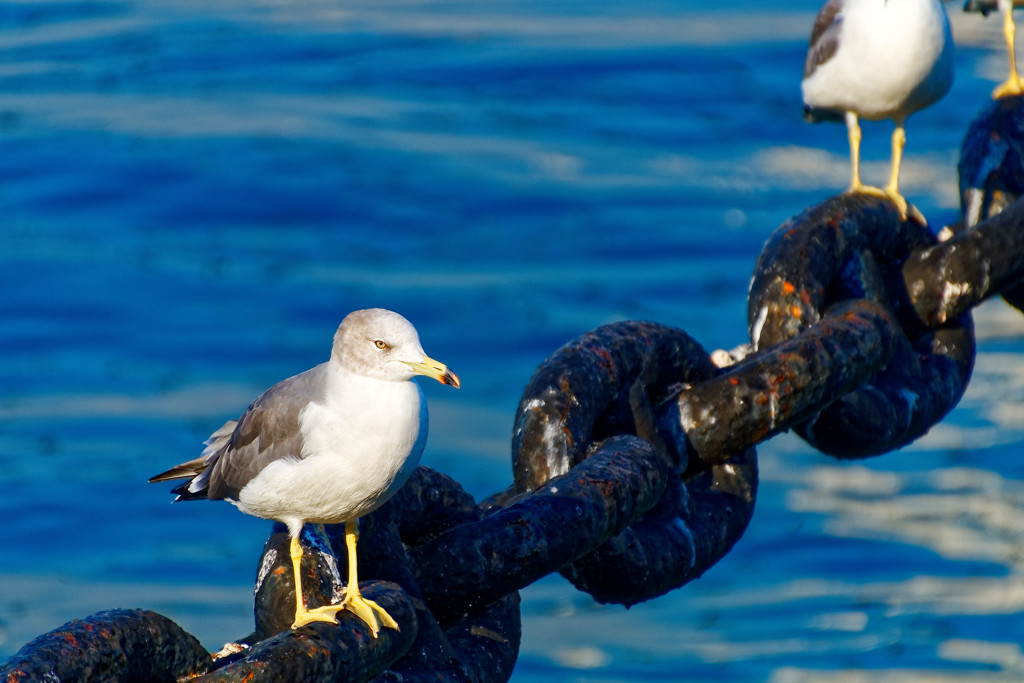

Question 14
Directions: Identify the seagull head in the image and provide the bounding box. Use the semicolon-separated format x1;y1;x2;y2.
333;308;460;387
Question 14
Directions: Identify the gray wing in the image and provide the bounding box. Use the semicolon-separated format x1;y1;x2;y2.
804;0;844;79
204;365;327;500
151;364;328;502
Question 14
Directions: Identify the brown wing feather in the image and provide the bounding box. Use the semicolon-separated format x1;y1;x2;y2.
804;0;844;79
149;456;208;483
205;365;326;500
151;363;328;502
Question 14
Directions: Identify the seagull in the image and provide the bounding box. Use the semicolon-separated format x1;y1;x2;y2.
801;0;955;220
964;0;1024;97
150;308;460;636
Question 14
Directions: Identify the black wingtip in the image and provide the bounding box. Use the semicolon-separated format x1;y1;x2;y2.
803;105;843;125
963;1;993;17
169;481;209;501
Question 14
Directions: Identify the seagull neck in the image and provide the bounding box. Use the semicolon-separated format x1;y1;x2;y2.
327;359;364;382
326;358;404;388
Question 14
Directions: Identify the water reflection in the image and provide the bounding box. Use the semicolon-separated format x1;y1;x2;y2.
1;1;1024;680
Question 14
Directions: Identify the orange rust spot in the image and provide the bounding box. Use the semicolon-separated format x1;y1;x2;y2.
782;281;795;295
790;305;802;319
729;377;739;386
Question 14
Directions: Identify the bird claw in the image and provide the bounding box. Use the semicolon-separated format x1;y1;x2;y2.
342;594;399;638
846;186;923;225
882;189;928;226
903;202;927;226
846;184;887;199
884;189;909;222
291;603;347;630
291;595;399;637
992;77;1024;99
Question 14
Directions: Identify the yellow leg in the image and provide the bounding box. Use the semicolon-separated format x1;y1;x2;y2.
336;520;399;637
289;534;338;629
884;122;909;220
993;7;1024;98
289;521;399;637
844;112;888;198
845;111;865;193
289;535;310;626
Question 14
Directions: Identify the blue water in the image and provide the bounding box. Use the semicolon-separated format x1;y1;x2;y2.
4;0;1024;679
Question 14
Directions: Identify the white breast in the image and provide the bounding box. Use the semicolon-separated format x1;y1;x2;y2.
802;0;953;120
236;368;427;529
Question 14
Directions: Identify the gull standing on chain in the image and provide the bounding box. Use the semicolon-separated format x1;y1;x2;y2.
801;0;955;220
150;308;460;636
964;0;1024;97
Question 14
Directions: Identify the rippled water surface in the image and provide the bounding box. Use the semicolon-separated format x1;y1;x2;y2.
3;0;1024;679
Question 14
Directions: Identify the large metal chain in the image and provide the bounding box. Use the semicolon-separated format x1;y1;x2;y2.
6;99;1024;683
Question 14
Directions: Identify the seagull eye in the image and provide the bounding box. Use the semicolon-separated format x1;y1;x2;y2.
373;339;389;350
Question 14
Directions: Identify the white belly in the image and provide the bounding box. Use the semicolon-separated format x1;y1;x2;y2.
236;374;427;530
802;0;953;120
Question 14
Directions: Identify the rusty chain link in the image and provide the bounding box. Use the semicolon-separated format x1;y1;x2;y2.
747;194;976;458
6;99;1024;683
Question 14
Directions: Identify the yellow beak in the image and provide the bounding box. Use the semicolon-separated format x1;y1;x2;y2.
403;356;461;388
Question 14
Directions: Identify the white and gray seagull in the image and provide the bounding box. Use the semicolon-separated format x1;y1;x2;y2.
801;0;955;220
150;308;460;636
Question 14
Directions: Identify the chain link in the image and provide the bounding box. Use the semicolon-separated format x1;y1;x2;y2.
748;193;975;458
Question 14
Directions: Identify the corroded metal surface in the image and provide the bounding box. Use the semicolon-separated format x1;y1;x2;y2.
560;446;757;605
665;299;899;467
511;321;715;490
904;197;1024;325
748;193;975;458
197;583;417;682
412;435;675;610
958;95;1024;312
749;194;926;345
959;94;1024;230
0;609;211;682
360;472;522;683
506;322;758;605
